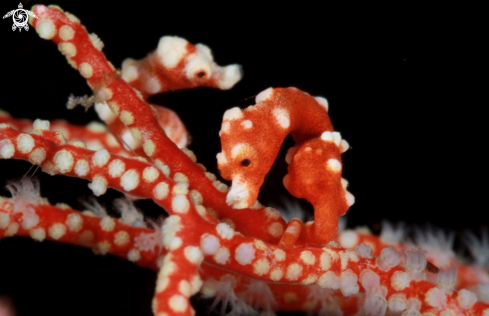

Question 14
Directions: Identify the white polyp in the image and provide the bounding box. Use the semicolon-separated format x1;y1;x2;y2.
273;249;286;262
457;289;477;309
314;96;329;111
143;166;159;182
332;132;342;146
364;293;387;316
89;33;104;51
286;263;303;281
30;227;46;241
48;223;67;240
404;249;427;276
17;134;35;154
320;251;332;270
253;258;271;276
425;287;447;309
92;149;110;167
272;108;290;129
33;119;50;131
121;58;138;82
145;76;161;94
79;62;93;78
327;158;342;173
317;271;340;290
172;184;188;195
95;102;116;124
376;247;400;271
66;213;83;232
321;131;334;142
58;25;75;41
216;223;234;240
4;223;19;237
174;173;189;184
120;169;140;192
0;140;15;158
388;294;407;312
184;246;203;265
100;216;116;232
120;110;134;126
200;234;220;255
153;182;169;200
35;19;56;39
127;249;141;262
340;269;359;296
241;120;253;129
437;267;458;291
88;176;108;196
156;36;188;69
190;190;203;206
216;64;243;90
223;107;243;121
168;294;188;313
108;159;125;178
300;250;316;265
255;87;274;103
58;42;76;57
171;195;190;214
360;269;380;293
74;159;90;177
213;247;230;264
0;213;10;229
235;243;255;265
53;150;74;173
338;230;359;249
390;271;411;291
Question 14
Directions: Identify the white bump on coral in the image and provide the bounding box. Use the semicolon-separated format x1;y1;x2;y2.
404;249;427;277
114;231;130;246
241;120;253;129
153;182;169;200
88;176;108;196
161;215;182;248
286;263;303;281
35;19;56;39
17;134;35;154
364;291;387;316
213;247;230;264
108;159;125;178
174;172;189;184
143;166;159;183
273;249;286;262
120;169;140;192
53;150;74;173
388;294;407;312
59;25;74;41
317;271;340;290
157;36;188;69
58;42;76;57
320;251;332;270
437;267;458;291
66;213;83;232
327;158;342;173
127;249;141;262
340;269;359;296
74;159;90;177
270;268;284;281
200;234;220;255
300;250;316;265
338;230;359;249
96;241;111;255
168;294;188;313
360;269;380;293
100;216;116;232
28;148;46;165
391;271;411;291
120;110;134;126
376;247;401;271
0;140;15;158
179;280;192;297
92;149;110;167
457;289;477;309
30;227;46;241
272;108;290;129
355;243;373;258
190;190;203;206
235;243;255;265
425;287;447;309
94;102;116;124
145;77;161;94
253;258;270;276
79;62;93;78
4;223;19;237
171;195;190;214
184;246;203;265
33;119;50;130
216;223;234;240
0;213;10;229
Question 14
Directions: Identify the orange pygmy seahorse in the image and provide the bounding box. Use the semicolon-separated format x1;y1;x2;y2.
217;87;354;246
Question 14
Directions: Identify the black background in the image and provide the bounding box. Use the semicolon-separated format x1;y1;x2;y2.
0;1;486;315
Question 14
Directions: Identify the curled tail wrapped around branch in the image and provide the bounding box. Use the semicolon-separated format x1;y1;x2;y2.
218;87;354;245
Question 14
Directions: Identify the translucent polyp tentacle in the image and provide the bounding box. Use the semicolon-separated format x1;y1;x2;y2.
30;5;286;244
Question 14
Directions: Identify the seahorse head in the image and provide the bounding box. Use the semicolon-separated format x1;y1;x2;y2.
217;93;283;209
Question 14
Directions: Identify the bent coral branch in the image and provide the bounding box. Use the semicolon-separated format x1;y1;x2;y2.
0;3;488;316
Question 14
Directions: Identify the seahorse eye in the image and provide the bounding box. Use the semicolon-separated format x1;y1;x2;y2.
196;71;206;78
241;159;251;167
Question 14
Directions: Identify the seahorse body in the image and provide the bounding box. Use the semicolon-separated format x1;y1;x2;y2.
217;87;355;245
